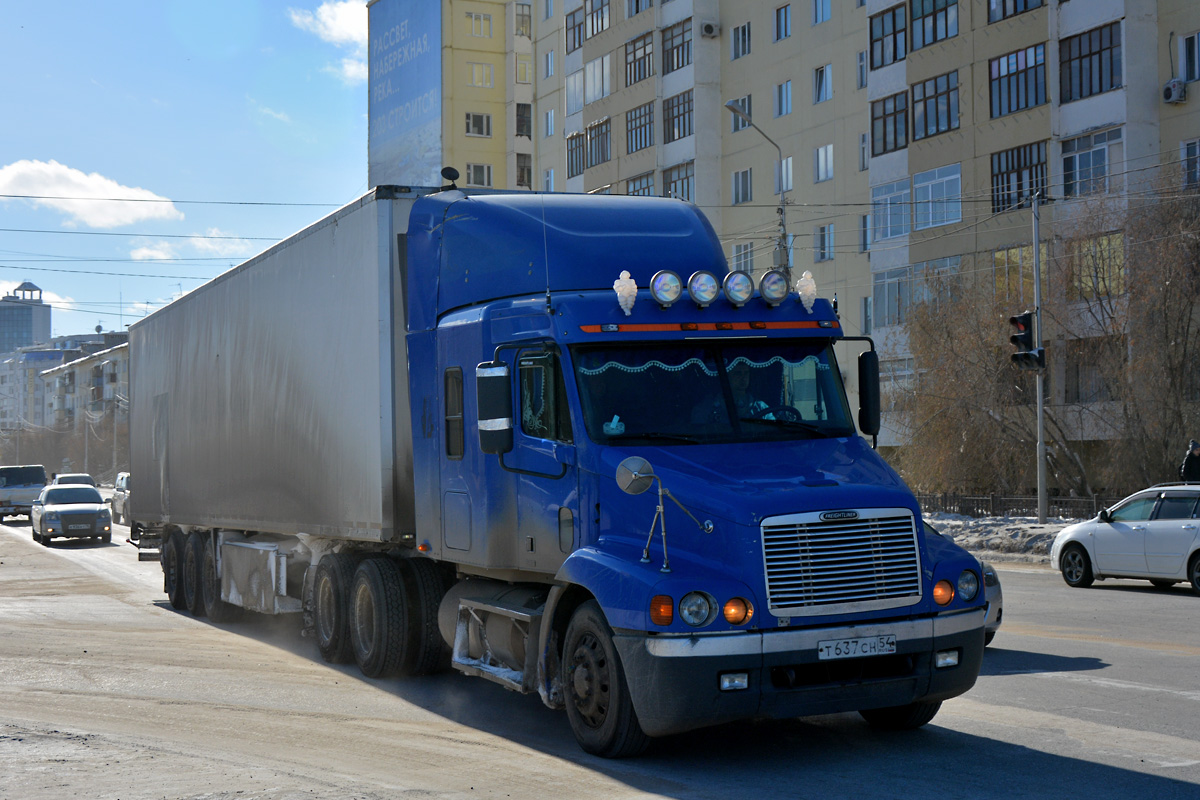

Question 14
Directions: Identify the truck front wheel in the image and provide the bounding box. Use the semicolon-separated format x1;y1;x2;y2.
163;531;188;610
350;558;411;679
859;700;942;730
314;553;362;663
562;600;649;758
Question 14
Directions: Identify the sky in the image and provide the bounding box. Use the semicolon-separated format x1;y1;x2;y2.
0;0;370;337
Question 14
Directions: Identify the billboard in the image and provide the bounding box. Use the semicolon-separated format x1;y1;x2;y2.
367;0;443;188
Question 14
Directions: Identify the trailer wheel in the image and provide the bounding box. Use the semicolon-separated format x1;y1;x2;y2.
350;558;411;679
183;532;207;617
313;553;362;663
163;531;188;609
562;600;649;758
202;536;241;623
859;700;942;730
399;558;451;676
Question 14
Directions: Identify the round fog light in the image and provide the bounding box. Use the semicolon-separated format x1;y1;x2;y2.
957;570;980;601
679;591;716;627
933;579;955;606
722;597;754;625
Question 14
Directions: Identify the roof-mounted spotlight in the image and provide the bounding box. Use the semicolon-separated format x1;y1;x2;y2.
759;269;790;307
649;270;683;308
687;271;720;308
723;271;754;307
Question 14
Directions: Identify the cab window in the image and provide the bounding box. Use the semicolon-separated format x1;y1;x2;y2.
1154;494;1198;520
1109;495;1156;522
519;350;573;443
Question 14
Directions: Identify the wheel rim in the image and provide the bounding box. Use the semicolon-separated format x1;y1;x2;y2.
353;583;376;657
568;632;611;729
1063;550;1083;582
202;547;218;605
316;575;336;645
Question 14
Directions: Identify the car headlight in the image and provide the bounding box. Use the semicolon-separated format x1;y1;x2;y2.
98;509;111;521
958;569;980;601
679;591;717;627
44;511;60;521
980;561;999;587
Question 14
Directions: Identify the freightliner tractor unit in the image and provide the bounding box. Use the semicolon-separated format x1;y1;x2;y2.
130;185;987;757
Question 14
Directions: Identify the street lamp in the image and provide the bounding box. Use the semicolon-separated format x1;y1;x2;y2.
724;99;791;285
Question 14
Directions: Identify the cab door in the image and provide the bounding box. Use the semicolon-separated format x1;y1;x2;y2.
1145;492;1199;576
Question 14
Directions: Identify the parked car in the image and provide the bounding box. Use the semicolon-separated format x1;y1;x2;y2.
1051;484;1200;594
52;473;96;486
924;522;1003;646
30;485;112;546
0;464;48;519
110;472;130;525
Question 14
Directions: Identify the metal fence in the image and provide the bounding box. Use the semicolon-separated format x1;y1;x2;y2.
915;493;1122;521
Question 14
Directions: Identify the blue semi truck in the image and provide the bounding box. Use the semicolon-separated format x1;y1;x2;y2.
130;186;986;757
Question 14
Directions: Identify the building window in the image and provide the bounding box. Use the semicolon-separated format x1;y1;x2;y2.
912;70;958;141
664;90;694;143
813;0;830;25
730;95;752;132
628;0;653;17
872;179;911;241
468;62;494;88
467;12;493;37
516;104;532;138
860;133;869;171
989;44;1046;118
1063;128;1122;197
1067;233;1125;301
566;8;585;53
544;50;556;78
992;242;1047;305
516;154;532;188
567;134;585;178
586;0;610;37
776;156;793;194
663;161;694;201
627;172;655;196
813;64;832;103
912;164;961;229
566;70;584;114
1060;22;1122;103
988;0;1042;23
1065;338;1118;404
871;92;908;156
873;267;913;327
911;0;957;51
1183;32;1200;82
731;243;755;272
861;296;872;334
544;0;554;20
626;102;654;153
870;6;907;69
860;215;871;252
626;32;654;86
544;108;555;137
732;168;753;205
775;5;792;41
516;4;532;37
775;80;792;117
731;22;751;60
663;19;692;74
585;54;612;104
445;368;464;459
814;144;833;183
991;141;1046;212
1184;139;1200;188
587;119;611;168
815;224;834;262
544;167;555;191
516;55;533;84
465;112;492;137
857;51;868;89
466;163;493;187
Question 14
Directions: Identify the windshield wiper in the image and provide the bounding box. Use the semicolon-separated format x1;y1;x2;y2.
739;417;828;436
607;431;702;444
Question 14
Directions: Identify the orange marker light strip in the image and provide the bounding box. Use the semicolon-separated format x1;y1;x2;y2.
580;320;837;334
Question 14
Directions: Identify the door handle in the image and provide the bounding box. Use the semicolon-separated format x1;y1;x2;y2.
1183;525;1197;530
1131;525;1146;531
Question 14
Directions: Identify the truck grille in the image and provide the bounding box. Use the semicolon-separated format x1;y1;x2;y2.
761;510;921;616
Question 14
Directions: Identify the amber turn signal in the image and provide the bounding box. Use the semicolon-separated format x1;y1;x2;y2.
650;594;674;625
933;579;955;606
722;597;753;625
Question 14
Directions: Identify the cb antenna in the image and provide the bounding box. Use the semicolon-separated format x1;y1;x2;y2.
440;166;459;192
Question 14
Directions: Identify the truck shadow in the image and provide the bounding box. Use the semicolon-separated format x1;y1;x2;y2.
978;645;1107;676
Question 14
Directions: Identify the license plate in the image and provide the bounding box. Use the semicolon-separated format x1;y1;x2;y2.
817;634;897;661
68;524;90;531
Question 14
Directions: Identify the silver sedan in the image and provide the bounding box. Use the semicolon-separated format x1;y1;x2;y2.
30;485;113;546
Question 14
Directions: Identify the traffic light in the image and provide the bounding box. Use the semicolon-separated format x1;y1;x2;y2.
1008;311;1044;370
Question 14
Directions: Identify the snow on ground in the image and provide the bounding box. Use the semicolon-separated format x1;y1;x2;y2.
924;511;1081;564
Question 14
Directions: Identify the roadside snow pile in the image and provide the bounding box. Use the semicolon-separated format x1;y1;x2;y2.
924;512;1081;564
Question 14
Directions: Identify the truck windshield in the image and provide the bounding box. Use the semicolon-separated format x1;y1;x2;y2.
571;340;856;445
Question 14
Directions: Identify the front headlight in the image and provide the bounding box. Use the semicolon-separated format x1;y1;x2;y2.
958;569;980;601
98;509;111;521
44;511;60;521
679;591;717;627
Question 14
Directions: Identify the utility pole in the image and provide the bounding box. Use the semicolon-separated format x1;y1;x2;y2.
1032;195;1047;523
723;100;791;285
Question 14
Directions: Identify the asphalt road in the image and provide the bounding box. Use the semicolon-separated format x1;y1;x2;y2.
0;520;1197;800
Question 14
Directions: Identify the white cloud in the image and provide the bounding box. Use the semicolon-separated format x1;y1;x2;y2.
130;242;178;261
290;1;368;85
0;159;184;229
189;228;255;258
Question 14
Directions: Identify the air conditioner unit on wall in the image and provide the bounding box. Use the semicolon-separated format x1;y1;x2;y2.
700;20;720;38
1164;78;1187;104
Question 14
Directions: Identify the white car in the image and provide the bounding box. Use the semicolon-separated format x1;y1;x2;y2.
30;485;113;546
1051;484;1200;593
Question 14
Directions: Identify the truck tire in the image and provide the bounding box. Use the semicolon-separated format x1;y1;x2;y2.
859;700;942;730
399;557;451;676
350;558;411;679
183;532;207;617
163;531;188;610
562;600;649;758
202;536;241;623
313;553;362;664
